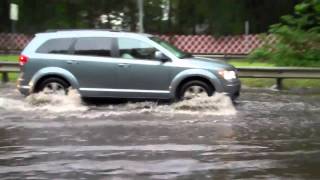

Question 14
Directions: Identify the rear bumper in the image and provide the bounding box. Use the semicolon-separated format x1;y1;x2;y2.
223;79;241;100
17;85;30;96
16;78;31;96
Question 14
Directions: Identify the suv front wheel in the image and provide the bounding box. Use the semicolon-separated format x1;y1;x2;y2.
177;80;214;100
38;77;69;95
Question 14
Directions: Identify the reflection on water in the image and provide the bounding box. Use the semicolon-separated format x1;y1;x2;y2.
0;83;320;179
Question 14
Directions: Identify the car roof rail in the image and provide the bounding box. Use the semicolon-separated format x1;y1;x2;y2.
45;29;126;33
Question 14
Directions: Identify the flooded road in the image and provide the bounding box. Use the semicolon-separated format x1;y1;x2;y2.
1;83;320;179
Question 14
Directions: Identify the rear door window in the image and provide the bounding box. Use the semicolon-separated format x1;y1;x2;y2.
36;38;74;54
74;37;113;57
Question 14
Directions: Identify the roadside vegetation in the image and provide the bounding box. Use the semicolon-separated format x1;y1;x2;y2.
0;55;17;62
238;0;320;89
249;0;320;67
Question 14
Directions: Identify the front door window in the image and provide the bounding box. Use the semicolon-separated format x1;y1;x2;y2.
118;38;157;60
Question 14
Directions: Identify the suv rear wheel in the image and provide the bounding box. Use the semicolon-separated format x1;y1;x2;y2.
177;80;214;100
38;77;69;95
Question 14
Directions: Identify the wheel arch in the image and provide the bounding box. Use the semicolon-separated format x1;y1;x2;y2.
175;76;215;97
170;69;223;97
29;67;80;93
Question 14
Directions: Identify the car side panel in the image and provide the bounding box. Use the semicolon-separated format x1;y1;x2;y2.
113;58;172;99
63;55;119;97
18;55;77;94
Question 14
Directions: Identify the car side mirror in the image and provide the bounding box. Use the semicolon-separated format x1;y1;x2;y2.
155;51;170;62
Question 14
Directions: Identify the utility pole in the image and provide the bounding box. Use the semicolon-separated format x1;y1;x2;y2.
137;0;144;33
10;3;18;33
245;20;250;35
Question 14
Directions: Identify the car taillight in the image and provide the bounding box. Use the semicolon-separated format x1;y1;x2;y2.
19;55;28;66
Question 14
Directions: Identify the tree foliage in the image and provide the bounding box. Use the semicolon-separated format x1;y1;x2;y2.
0;0;300;35
250;0;320;66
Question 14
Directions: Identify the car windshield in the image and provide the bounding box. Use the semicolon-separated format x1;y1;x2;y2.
150;37;192;59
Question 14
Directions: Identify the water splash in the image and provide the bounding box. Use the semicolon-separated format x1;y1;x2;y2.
0;89;87;113
79;93;237;118
0;89;236;117
173;93;236;115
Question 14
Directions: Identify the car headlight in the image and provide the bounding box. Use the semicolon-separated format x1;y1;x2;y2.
218;70;237;80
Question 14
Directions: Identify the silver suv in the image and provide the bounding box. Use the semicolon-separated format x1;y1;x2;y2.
17;30;241;100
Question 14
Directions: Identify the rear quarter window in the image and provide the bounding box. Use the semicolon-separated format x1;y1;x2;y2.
36;38;74;54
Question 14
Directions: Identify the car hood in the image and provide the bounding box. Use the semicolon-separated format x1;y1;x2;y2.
182;56;235;70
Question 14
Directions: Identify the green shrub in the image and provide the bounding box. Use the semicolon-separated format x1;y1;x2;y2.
250;0;320;67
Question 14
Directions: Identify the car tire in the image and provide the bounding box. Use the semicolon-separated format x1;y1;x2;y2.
38;77;69;95
177;80;214;100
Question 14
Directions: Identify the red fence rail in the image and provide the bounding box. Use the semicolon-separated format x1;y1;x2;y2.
0;33;275;55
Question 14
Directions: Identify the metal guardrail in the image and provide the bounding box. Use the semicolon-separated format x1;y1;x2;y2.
1;61;320;90
238;67;320;89
0;61;20;83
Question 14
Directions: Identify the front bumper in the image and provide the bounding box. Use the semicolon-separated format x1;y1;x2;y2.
223;79;241;100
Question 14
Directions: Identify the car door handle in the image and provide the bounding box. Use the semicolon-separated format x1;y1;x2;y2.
67;60;79;64
118;63;130;68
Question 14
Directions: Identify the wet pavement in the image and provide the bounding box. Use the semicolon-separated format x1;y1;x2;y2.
1;83;320;179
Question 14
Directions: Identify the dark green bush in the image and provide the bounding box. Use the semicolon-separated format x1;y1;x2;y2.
250;0;320;67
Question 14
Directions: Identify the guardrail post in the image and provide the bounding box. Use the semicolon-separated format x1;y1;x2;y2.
276;78;283;90
2;72;9;83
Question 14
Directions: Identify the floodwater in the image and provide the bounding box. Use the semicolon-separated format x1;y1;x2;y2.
0;83;320;179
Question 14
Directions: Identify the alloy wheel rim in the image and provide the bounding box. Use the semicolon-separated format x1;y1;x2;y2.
183;85;207;99
43;82;66;95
